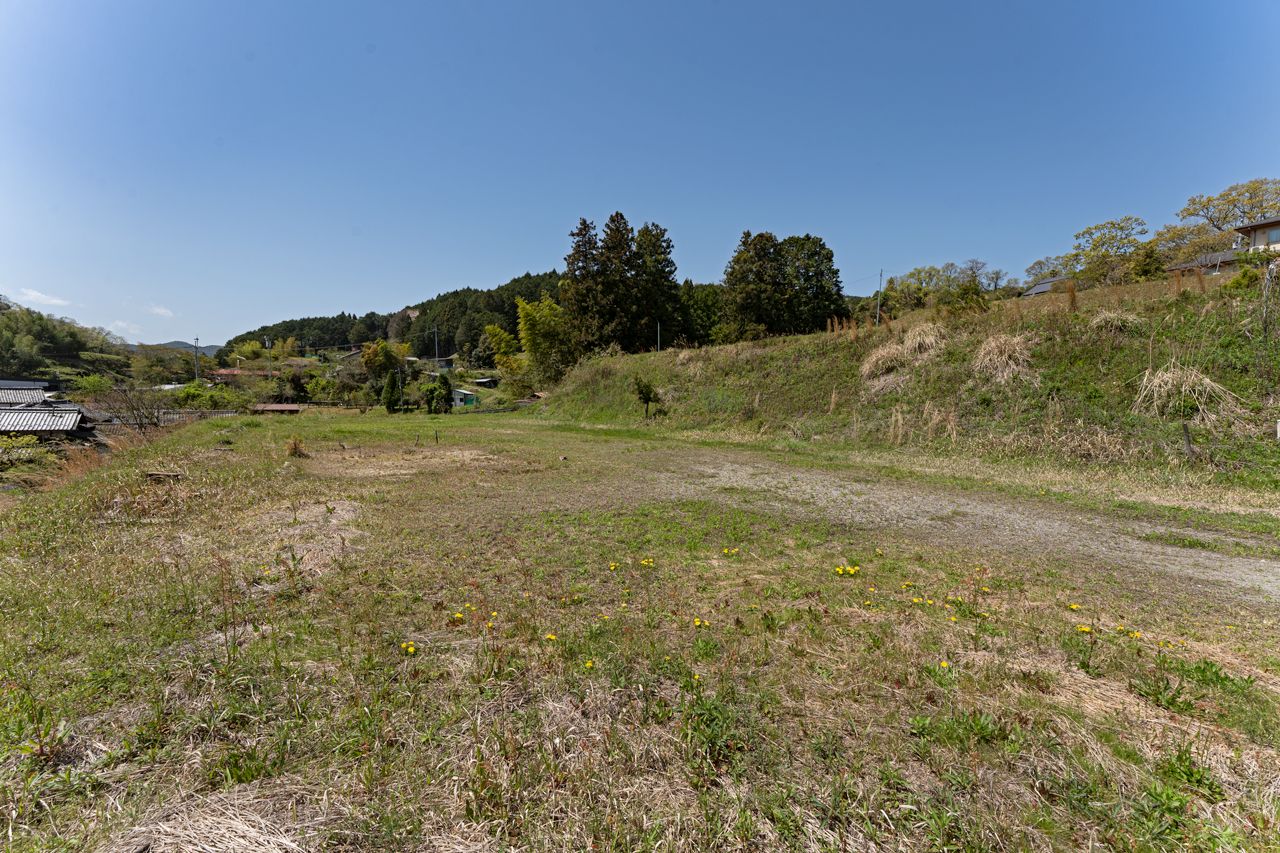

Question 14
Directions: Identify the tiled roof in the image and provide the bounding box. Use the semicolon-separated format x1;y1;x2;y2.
0;409;82;432
0;389;46;405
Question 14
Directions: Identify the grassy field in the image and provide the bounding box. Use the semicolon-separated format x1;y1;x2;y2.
2;407;1280;852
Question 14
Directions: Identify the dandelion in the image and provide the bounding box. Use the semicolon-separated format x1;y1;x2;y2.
492;612;497;617
1129;631;1141;639
1077;625;1091;633
585;660;593;668
545;634;556;640
694;618;702;626
876;549;882;555
836;567;844;575
621;603;627;607
939;661;948;668
950;616;957;621
982;587;990;592
454;612;463;618
913;597;922;603
693;674;700;680
927;600;934;605
1069;604;1081;611
486;622;493;628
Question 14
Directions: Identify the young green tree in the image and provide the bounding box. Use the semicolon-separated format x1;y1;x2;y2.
516;295;575;384
633;376;660;419
382;370;402;413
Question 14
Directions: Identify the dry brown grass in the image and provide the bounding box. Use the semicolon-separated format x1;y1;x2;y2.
858;341;907;381
1089;309;1144;335
901;321;945;357
1132;359;1243;425
973;333;1035;384
96;784;343;853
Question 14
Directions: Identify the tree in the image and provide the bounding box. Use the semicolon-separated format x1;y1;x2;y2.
360;339;403;378
382;371;402;412
632;222;683;350
779;234;848;332
348;321;372;345
1067;216;1147;288
559;213;684;354
1129;240;1166;280
1178;178;1280;232
719;230;785;341
516;295;575;385
633;376;660;419
1024;256;1068;284
483;324;519;360
678;280;723;345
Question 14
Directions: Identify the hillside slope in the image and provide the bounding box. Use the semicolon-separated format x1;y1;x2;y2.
538;276;1280;487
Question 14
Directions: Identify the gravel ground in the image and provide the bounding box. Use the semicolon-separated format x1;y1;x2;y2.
648;452;1280;600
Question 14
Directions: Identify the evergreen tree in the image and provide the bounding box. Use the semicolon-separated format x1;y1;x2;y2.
382;371;401;413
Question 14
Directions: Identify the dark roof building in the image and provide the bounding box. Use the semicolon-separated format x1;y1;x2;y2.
1166;249;1241;273
1020;276;1072;297
0;409;83;436
0;388;47;406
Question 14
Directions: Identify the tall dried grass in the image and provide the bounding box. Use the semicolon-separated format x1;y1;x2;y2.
902;322;945;357
1089;310;1143;335
858;342;907;381
1132;359;1241;425
973;333;1035;384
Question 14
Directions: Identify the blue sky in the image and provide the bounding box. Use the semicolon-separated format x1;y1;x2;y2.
1;0;1276;345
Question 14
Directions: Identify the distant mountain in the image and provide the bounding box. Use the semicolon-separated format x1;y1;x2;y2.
129;341;225;357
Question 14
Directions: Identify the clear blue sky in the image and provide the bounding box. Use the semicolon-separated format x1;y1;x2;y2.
2;0;1276;345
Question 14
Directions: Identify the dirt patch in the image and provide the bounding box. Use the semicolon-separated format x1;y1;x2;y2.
303;447;512;478
652;456;1280;598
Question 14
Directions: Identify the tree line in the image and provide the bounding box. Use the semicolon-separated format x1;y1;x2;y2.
869;178;1280;321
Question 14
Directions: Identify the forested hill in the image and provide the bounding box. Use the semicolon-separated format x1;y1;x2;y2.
0;300;130;379
223;270;560;358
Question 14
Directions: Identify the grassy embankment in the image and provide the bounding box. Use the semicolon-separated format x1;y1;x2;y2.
542;273;1280;494
2;272;1280;852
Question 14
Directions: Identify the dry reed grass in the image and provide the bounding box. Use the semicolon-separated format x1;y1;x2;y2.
1089;309;1143;335
973;333;1035;384
858;341;907;381
901;321;945;357
1132;359;1242;425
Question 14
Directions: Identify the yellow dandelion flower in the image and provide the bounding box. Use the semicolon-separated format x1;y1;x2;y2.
585;660;593;668
1077;625;1091;633
950;616;957;621
939;661;948;668
1069;604;1081;610
545;634;556;640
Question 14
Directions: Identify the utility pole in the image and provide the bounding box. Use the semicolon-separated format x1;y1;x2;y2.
193;337;199;381
657;321;660;354
875;269;883;326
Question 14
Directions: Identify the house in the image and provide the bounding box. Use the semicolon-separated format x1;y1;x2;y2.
1235;216;1280;253
1020;276;1073;297
0;388;47;406
472;377;499;389
0;408;84;437
1166;250;1241;276
452;389;478;407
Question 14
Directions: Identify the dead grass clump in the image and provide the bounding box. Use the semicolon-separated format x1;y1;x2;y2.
858;341;907;381
901;321;945;357
284;435;310;458
96;785;342;853
1089;310;1144;335
1132;360;1242;425
973;333;1035;384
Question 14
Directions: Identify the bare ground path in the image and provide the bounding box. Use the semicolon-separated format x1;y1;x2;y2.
633;448;1280;600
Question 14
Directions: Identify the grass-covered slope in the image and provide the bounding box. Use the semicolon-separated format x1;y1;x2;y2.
539;275;1280;487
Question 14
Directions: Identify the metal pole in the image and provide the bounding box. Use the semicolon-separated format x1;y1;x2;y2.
193;337;199;381
657;321;660;354
875;270;882;326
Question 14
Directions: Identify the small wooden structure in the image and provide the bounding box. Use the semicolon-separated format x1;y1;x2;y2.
251;404;302;415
